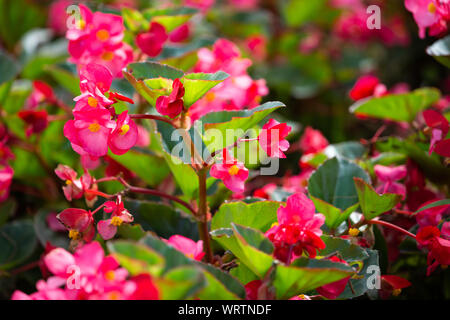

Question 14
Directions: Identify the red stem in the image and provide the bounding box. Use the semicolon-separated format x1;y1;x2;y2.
130;114;176;127
367;219;416;239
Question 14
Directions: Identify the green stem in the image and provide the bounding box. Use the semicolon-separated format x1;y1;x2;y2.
197;168;213;263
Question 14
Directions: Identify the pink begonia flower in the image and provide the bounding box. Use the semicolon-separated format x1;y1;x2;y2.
253;183;277;199
374;164;407;198
66;5;131;78
80;154;102;170
258;119;291;158
18;110;49;137
46;212;66;232
298;126;329;155
245;34;267;61
108;111;138;155
169;23;190;43
165;235;205;261
210;149;249;193
64;107;116;157
136;22;168;57
97;199;134;240
189;39;268;120
25;80;56;109
57;208;95;242
155;78;185;118
12;241;159;300
0;165;14;202
265;193;326;263
415;200;450;227
47;0;72;35
416;226;450;275
349;75;387;101
54;164;92;201
136;125;150;147
316;256;351;299
442;221;450;240
229;0;259;10
404;0;446;38
423;109;450;157
183;0;215;12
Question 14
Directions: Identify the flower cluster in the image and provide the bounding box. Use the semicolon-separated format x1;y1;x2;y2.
189;39;268;121
66;4;133;78
64;63;138;162
265;193;326;263
405;0;450;38
12;242;159;300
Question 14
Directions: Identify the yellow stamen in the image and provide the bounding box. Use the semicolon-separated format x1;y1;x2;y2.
187;253;194;259
205;91;215;102
119;124;130;135
298;294;306;300
96;29;110;41
392;288;402;296
87;97;98;107
68;229;81;240
428;2;437;13
105;270;115;281
77;19;86;30
108;291;120;300
88;122;101;133
228;165;240;176
101;51;114;61
65;180;72;185
270;222;279;229
348;228;360;237
110;216;123;227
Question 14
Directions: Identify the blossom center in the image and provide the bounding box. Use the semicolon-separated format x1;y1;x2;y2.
101;51;114;61
88;122;101;133
65;180;72;185
119;124;130;135
69;229;81;240
110;216;123;227
77;19;86;30
105;270;115;281
108;291;120;300
348;228;360;237
428;2;437;13
392;288;402;296
228;165;240;176
96;29;110;41
206;91;215;102
87;97;98;107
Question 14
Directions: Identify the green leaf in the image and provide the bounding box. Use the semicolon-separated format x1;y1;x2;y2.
141;234;245;299
156;266;206;300
107;240;165;276
126;200;198;240
281;0;327;27
211;224;274;278
273;257;355;299
308;157;370;211
201;101;285;153
211;200;280;233
349;88;441;122
33;209;69;249
0;49;20;85
117;224;146;241
108;148;170;187
45;65;80;96
0;220;37;270
143;7;198;32
181;71;229;107
354;178;402;220
310;196;358;229
324;141;366;160
414;199;450;215
319;235;368;262
124;62;184;106
338;249;379;299
426;35;450;68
